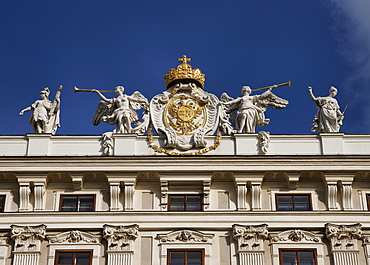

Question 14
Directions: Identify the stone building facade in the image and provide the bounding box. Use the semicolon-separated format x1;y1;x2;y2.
0;133;370;265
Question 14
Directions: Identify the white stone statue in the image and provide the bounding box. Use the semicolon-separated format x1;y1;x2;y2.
19;86;62;134
92;86;149;134
308;86;344;133
221;86;288;133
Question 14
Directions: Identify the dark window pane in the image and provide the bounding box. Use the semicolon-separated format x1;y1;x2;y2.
79;196;94;212
278;204;293;211
76;252;91;265
0;196;4;212
299;251;314;264
294;195;309;203
170;251;185;264
171;196;185;203
61;196;78;211
170;205;185;211
186;196;201;203
282;251;297;263
187;251;202;264
278;195;293;204
186;204;202;211
57;252;73;265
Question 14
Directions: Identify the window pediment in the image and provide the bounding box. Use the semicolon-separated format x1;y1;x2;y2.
157;230;213;244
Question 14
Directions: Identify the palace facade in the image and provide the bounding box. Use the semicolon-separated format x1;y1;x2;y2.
0;133;370;265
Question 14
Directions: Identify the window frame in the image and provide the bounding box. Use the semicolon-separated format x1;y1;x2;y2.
0;195;5;212
59;194;96;212
55;250;93;265
168;194;203;211
275;193;312;211
54;191;102;212
167;249;204;265
270;191;317;211
279;249;317;265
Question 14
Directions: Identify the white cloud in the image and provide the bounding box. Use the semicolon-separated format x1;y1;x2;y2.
325;0;370;132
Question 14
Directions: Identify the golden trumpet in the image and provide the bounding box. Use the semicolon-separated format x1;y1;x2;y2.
74;86;116;93
251;81;291;92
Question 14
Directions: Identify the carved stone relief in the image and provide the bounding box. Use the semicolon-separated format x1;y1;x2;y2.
157;230;213;244
103;224;138;251
11;224;46;252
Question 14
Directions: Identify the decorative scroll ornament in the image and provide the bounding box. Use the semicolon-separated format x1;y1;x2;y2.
150;56;229;155
11;224;47;252
270;229;321;243
49;230;100;244
157;229;213;243
103;224;139;251
233;224;268;251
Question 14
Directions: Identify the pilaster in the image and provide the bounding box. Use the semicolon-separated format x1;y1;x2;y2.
233;224;268;265
250;181;262;210
124;181;135;211
325;223;362;265
11;224;46;265
160;180;169;211
0;237;10;265
203;181;211;210
103;224;139;265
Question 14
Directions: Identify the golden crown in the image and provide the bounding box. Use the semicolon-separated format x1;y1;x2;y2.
164;55;205;89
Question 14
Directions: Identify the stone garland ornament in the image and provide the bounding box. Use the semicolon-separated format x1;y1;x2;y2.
19;86;62;134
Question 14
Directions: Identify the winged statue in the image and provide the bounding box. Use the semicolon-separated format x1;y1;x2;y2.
221;85;288;133
91;86;149;134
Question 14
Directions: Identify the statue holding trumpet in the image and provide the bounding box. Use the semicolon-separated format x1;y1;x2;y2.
220;81;290;133
75;86;149;134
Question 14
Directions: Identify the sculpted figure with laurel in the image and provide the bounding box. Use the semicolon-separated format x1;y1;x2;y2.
221;85;289;133
91;86;149;134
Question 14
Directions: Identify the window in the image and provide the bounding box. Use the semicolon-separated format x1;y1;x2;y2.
60;195;95;212
55;250;92;265
280;249;316;265
367;194;370;210
0;195;4;212
276;194;311;211
169;195;203;211
168;249;204;265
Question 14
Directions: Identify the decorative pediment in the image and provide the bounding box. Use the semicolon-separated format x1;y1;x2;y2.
157;229;213;244
103;224;138;251
270;229;321;243
49;230;100;244
11;224;46;252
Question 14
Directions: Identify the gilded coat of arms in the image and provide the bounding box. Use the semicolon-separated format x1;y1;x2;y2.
150;56;222;151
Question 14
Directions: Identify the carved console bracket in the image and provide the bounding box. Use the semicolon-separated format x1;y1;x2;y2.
103;224;139;265
233;224;268;265
11;224;47;265
325;223;362;265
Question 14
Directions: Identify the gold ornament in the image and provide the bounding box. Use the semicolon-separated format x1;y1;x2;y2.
164;55;205;89
147;125;222;156
164;95;206;135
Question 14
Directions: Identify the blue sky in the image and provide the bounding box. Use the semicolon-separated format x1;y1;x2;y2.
1;0;369;135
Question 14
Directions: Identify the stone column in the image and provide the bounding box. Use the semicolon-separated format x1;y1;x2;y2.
0;237;10;265
10;224;46;265
232;224;268;265
325;223;362;265
363;235;370;265
103;224;139;265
